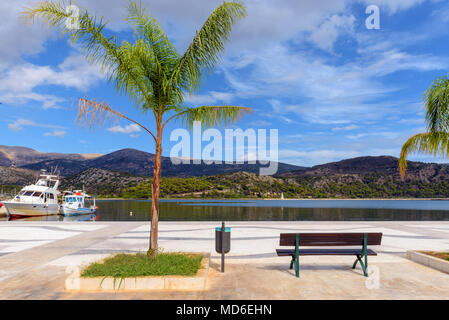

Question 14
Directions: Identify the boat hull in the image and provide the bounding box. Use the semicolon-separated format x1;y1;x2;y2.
3;202;59;217
61;206;96;216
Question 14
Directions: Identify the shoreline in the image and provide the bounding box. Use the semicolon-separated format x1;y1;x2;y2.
96;197;449;201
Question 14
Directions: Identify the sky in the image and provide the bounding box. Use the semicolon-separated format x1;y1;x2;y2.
1;0;449;167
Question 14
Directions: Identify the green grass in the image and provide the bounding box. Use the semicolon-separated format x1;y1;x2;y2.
420;251;449;262
81;253;203;278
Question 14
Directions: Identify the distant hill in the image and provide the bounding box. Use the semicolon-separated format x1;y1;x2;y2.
279;155;449;182
20;147;305;177
275;156;449;198
0;145;102;167
282;156;402;176
0;166;39;186
60;168;149;196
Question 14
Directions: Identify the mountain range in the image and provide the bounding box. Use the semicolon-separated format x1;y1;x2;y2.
0;145;304;177
2;145;449;198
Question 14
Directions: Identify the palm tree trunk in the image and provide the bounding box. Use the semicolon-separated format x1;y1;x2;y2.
149;123;163;257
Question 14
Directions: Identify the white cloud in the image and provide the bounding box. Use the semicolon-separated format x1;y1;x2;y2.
8;118;65;132
332;125;359;131
43;130;67;138
0;1;55;68
184;91;234;105
8;119;34;132
4;0;433;67
360;0;428;14
0;54;105;109
4;0;437;114
223;42;448;126
107;123;141;134
68;0;434;55
73;0;350;51
0;55;104;92
309;14;356;52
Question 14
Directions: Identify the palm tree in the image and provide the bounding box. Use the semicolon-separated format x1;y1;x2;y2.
23;0;251;256
399;75;449;178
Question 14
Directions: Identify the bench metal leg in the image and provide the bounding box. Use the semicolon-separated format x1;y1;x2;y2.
365;253;368;270
294;234;300;278
353;233;369;277
289;255;299;277
352;254;368;277
295;255;299;278
352;256;359;269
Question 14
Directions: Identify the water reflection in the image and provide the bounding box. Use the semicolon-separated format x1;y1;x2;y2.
6;213;98;222
95;200;449;221
2;199;449;222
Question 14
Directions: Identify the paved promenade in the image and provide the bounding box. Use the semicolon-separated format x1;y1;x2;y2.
0;221;448;299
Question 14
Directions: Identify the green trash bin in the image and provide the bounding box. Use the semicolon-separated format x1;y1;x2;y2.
215;226;231;254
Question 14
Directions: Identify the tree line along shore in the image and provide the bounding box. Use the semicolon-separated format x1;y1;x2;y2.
3;170;448;200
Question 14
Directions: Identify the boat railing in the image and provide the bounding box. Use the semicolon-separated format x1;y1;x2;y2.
12;194;58;204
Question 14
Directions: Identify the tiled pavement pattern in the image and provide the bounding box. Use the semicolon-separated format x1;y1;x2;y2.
0;221;448;299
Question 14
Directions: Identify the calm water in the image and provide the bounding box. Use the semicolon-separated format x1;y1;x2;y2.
4;199;449;221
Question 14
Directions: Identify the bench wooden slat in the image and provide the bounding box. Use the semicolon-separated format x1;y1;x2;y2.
276;232;383;278
276;248;377;256
279;233;382;246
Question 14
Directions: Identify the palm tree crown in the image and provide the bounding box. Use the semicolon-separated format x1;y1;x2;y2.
23;0;251;255
24;1;250;131
399;75;449;177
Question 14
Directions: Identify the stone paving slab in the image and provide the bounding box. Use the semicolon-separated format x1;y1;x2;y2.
0;221;448;299
0;224;106;256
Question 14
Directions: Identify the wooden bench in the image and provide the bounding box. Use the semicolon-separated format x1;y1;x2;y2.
276;233;382;278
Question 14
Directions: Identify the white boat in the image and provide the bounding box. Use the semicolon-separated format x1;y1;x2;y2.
60;190;97;216
2;170;61;218
0;203;6;216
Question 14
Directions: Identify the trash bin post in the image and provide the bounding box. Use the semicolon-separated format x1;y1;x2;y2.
215;221;230;273
221;221;225;273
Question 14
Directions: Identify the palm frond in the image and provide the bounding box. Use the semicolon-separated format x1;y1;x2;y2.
22;0;70;30
76;98;125;129
114;39;155;109
171;1;247;94
169;105;252;130
76;98;157;140
126;0;179;70
424;75;449;132
399;132;449;178
23;1;154;110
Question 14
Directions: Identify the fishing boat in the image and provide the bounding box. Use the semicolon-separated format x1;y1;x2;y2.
2;170;60;218
60;190;97;216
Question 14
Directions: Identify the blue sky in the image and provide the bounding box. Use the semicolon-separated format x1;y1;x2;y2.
1;0;449;167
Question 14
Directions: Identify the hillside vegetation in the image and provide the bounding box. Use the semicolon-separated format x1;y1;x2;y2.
3;155;449;199
116;171;449;199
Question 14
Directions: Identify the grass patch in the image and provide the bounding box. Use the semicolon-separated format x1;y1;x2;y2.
81;253;204;278
420;251;449;261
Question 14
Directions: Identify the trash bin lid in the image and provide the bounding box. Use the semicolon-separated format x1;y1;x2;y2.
215;227;231;232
